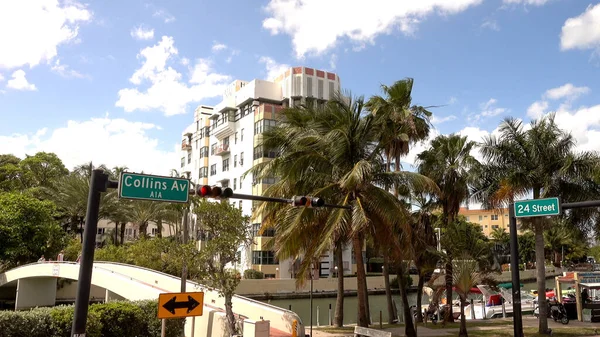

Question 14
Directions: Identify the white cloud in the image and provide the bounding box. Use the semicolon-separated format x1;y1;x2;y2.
0;116;178;176
431;114;457;125
180;57;190;66
503;0;550;6
262;0;483;58
526;100;548;119
479;98;507;117
6;70;37;91
116;36;231;116
560;4;600;52
225;50;240;64
153;9;176;23
448;96;458;104
51;59;86;79
211;43;227;52
329;54;338;70
0;0;92;70
0;74;4;82
258;56;290;80
481;18;500;31
130;26;155;40
544;83;590;100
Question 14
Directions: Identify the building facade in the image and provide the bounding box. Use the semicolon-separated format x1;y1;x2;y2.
458;207;523;237
179;67;360;278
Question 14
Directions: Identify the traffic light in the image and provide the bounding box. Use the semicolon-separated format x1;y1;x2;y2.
196;185;233;199
291;196;325;208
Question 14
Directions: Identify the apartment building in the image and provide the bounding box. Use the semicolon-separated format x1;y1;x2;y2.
179;66;362;278
95;219;173;245
458;207;523;237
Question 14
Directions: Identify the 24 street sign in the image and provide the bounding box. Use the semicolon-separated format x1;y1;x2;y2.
119;172;189;203
158;292;204;319
514;197;561;218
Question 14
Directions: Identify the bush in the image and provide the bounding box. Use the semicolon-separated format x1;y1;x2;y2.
0;300;184;337
244;269;264;279
390;274;413;289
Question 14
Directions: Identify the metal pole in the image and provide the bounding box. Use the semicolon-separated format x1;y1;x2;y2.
71;170;108;337
191;317;196;337
509;203;524;337
161;319;166;337
181;206;189;293
329;304;332;326
310;266;313;337
317;306;320;327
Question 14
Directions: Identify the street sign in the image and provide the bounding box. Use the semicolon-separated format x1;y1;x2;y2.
514;197;561;218
158;292;204;319
119;172;189;203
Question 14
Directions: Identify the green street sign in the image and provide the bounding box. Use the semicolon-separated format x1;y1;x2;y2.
514;197;561;218
119;172;189;203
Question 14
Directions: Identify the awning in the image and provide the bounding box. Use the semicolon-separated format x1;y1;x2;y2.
498;282;523;289
580;283;600;289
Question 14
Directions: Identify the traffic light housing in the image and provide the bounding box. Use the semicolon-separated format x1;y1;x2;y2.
291;196;325;208
196;185;233;199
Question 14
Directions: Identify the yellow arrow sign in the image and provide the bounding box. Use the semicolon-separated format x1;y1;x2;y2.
158;292;204;319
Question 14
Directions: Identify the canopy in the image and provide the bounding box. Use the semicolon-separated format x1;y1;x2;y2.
498;282;523;289
452;286;482;294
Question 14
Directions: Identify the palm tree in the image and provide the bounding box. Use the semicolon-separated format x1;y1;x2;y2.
366;78;433;324
490;227;510;244
128;200;167;238
416;134;480;322
453;255;484;337
251;93;437;328
477;114;599;334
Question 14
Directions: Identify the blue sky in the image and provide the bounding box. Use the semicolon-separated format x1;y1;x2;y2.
0;0;599;175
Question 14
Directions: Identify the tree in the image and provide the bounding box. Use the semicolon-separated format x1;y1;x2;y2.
19;152;69;189
366;78;433;326
478;114;599;334
193;199;251;336
490;227;510;244
453;255;484;337
251;94;436;328
416;134;480;322
0;192;66;269
0;154;23;191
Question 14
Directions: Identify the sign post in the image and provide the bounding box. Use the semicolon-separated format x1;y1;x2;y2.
119;172;189;203
509;197;561;337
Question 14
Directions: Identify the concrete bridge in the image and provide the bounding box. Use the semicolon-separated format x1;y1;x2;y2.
0;261;302;337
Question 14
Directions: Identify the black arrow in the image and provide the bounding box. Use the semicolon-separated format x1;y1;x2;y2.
162;295;200;315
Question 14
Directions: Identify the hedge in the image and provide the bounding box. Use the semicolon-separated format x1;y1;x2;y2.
0;300;184;337
244;269;264;279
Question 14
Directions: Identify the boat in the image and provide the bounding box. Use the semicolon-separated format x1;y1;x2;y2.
467;284;537;319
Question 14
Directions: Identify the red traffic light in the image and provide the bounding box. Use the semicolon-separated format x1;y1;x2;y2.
292;196;308;206
291;196;325;207
197;185;233;199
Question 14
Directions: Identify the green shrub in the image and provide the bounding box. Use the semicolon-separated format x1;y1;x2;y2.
390;274;413;289
135;300;185;337
0;300;183;337
244;269;264;279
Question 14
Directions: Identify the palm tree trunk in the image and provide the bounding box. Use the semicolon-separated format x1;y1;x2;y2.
459;296;468;337
383;254;395;323
416;271;425;323
157;218;163;238
535;221;549;334
445;260;454;322
334;242;344;327
398;270;416;337
114;222;119;246
352;235;370;327
120;223;126;244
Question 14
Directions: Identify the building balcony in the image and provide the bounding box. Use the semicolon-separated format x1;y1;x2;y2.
215;144;230;156
181;141;192;151
211;117;235;140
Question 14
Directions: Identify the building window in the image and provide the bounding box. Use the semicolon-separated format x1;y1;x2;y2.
234;155;238;168
293;98;301;107
262;177;276;184
223;136;230;146
492;225;499;229
253;146;278;160
318;79;324;99
187;152;191;164
180;157;185;168
254;119;277;134
195;139;199;149
329;81;335;99
211;143;217;155
491;214;499;221
196;120;200;131
233;178;237;190
466;216;470;221
210;164;217;176
478;215;483;221
222;181;229;188
294;76;302;96
199;146;208;158
306;77;313;97
238;200;242;209
239;176;243;189
152;228;158;236
223;158;229;172
241;128;244;141
97;228;105;235
240;152;244;166
252;250;277;265
199;167;208;178
235;132;238;144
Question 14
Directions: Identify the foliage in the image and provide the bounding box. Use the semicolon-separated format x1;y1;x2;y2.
244;269;265;279
0;192;67;269
390;274;413;288
63;237;82;261
192;199;251;335
0;301;184;337
19;152;69;189
0;154;23;192
518;232;535;264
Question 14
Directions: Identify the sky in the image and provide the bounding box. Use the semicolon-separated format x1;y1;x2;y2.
0;0;599;176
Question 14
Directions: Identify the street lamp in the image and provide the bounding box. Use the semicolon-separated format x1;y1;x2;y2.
334;266;338;278
276;267;279;279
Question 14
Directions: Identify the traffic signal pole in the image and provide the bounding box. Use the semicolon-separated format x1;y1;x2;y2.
229;192;352;210
71;170;110;337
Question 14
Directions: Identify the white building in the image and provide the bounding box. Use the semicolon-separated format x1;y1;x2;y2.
179;66;362;279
